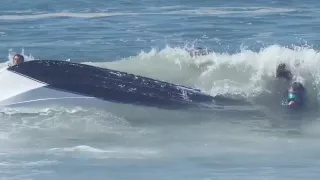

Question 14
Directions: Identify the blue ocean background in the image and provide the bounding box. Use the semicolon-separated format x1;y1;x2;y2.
1;0;320;179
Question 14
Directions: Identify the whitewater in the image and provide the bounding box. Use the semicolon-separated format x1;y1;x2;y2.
1;0;320;179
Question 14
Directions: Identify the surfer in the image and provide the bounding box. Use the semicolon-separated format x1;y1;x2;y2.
12;54;24;65
276;63;306;108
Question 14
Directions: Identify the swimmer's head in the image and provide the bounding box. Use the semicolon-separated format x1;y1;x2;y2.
13;54;24;65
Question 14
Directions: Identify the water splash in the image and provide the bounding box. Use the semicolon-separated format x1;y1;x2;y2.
2;45;320;113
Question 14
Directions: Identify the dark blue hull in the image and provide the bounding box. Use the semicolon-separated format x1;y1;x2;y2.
7;60;220;110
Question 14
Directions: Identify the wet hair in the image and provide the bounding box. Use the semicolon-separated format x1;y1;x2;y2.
14;54;24;62
276;63;292;80
290;82;305;91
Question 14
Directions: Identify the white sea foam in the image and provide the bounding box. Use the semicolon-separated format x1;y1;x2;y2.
0;12;131;20
47;145;159;159
169;7;297;15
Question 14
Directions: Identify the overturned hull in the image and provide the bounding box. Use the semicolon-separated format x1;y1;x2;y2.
0;60;221;110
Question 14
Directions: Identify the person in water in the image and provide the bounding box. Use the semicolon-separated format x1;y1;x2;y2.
276;63;292;81
276;63;306;108
12;54;24;65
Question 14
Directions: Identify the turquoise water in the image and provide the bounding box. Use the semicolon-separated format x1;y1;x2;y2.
1;0;320;179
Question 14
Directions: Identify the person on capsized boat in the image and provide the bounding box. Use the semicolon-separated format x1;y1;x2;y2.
276;63;306;108
12;54;24;65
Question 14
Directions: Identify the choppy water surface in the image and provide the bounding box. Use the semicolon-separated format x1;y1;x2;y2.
1;0;320;179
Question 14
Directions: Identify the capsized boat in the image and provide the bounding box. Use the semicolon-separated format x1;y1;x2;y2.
0;60;223;109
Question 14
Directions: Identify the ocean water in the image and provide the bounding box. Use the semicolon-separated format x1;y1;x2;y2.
1;0;320;179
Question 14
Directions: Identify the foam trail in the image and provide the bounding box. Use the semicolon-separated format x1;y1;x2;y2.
48;145;158;155
0;12;130;20
169;7;297;15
